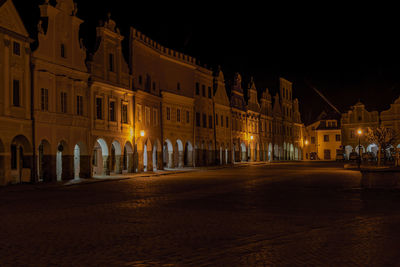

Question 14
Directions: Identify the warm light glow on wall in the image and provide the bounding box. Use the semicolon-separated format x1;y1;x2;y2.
140;130;145;137
250;135;254;140
305;140;308;145
357;129;362;135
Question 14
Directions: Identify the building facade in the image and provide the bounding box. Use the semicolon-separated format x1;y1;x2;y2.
0;0;305;185
303;112;342;161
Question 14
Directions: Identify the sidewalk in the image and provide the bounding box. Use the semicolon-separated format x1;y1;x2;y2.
0;161;274;191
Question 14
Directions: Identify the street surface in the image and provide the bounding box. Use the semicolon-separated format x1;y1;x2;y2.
1;162;400;266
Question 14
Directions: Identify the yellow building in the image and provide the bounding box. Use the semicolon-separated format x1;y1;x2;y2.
304;112;342;160
0;0;32;185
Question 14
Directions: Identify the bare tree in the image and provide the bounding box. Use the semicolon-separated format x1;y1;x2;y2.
366;127;397;166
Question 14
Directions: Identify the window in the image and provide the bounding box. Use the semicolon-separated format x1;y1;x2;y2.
215;114;218;126
177;109;181;122
221;115;224;127
324;135;329;142
208;86;212;98
13;41;20;56
96;98;103;119
209;115;213;129
336;134;341;142
138;75;142;85
61;44;66;58
109;101;116;121
153;108;158;126
311;137;315;144
202;113;207;128
109;53;114;72
76;95;83;115
41;88;49;111
122;104;128;123
12;80;20;107
186;111;190;123
177;82;181;91
61;92;67;113
153;82;156;91
137;104;142;122
145;74;151;91
196;112;201;127
166;107;171;120
145;106;151;125
202;85;205;97
196;82;200;95
328;122;332;128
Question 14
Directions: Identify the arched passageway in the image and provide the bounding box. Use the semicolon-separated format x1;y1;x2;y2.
163;139;173;168
11;135;33;183
93;138;109;176
184;141;193;167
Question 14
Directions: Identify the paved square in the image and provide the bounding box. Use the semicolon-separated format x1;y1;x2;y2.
1;162;400;266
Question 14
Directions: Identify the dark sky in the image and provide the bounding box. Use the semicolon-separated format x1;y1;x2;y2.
13;0;400;125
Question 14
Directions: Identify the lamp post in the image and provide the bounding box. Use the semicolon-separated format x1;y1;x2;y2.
357;129;362;169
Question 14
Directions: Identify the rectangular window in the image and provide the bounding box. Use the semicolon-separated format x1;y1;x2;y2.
221;115;224;127
41;88;49;111
145;106;151;125
177;82;181;91
109;101;116;121
122;104;128;123
202;85;205;97
209;115;213;129
109;53;114;72
186;111;190;123
166;107;171;120
76;95;83;116
202;113;207;128
208;86;212;98
226;116;229;128
215;114;218;126
195;82;200;95
153;108;158;126
324;135;329;142
137;104;142;122
177;108;181;122
13;41;20;56
12;80;20;107
336;134;341;142
61;92;67;113
96;98;103;120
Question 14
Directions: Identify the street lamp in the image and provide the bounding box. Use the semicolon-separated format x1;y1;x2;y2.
140;130;145;137
357;129;362;169
250;135;254;140
305;140;308;145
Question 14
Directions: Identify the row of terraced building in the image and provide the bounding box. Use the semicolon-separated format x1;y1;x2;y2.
0;0;305;185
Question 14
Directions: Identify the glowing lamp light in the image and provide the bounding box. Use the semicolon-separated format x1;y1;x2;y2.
140;130;145;137
250;135;254;140
357;129;362;135
305;140;309;145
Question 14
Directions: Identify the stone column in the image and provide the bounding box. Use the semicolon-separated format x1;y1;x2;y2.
147;151;153;171
103;155;110;175
168;151;174;168
178;151;184;168
127;152;134;173
114;155;122;174
80;155;91;178
157;151;163;170
62;155;74;180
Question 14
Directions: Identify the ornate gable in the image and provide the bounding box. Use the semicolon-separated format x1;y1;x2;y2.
0;0;29;38
247;77;260;112
213;68;230;106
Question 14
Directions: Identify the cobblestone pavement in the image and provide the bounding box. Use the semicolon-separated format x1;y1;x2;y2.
1;162;400;266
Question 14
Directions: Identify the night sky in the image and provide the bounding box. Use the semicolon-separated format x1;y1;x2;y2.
13;0;400;124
